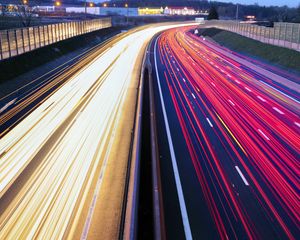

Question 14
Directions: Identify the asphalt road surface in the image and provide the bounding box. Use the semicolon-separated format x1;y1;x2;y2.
151;26;299;239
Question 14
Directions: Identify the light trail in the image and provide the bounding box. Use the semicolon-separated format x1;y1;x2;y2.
0;23;197;239
154;26;300;239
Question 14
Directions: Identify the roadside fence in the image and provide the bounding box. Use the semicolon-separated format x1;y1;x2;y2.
203;20;300;51
0;17;112;60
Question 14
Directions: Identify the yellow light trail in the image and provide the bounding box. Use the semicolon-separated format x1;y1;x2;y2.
0;23;196;239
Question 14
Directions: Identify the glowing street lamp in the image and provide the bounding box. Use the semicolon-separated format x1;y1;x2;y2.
125;3;128;24
23;0;28;5
89;2;94;7
55;1;61;7
103;3;107;7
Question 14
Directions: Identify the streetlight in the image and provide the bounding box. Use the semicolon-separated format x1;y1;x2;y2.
23;0;28;5
103;3;107;7
55;1;61;7
89;2;94;7
125;3;128;25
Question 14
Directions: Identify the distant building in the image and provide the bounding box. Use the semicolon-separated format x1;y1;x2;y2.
138;7;163;15
164;7;196;15
244;15;256;21
65;7;138;16
33;6;56;13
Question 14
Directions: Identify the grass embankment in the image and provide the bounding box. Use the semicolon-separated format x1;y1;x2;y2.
197;28;300;73
0;26;123;83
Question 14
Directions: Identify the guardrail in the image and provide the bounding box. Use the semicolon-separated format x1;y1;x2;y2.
0;17;112;60
203;20;300;51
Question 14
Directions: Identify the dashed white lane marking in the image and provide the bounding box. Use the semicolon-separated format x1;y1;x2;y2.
192;93;196;99
177;68;180;72
245;87;252;92
211;82;216;87
0;98;17;114
235;80;241;84
183;78;186;82
295;122;300;128
258;129;270;141
228;100;235;106
206;118;213;127
257;96;266;102
154;37;193;240
273;107;284;115
235;166;249;186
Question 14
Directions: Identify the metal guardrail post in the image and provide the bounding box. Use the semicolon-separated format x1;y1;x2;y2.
298;24;300;51
68;22;71;38
290;24;294;49
7;30;11;58
21;28;25;53
60;23;62;41
14;29;19;55
284;23;288;47
278;23;282;46
37;26;41;47
0;33;3;60
61;23;63;40
46;25;49;45
55;24;58;42
27;28;31;51
42;26;45;46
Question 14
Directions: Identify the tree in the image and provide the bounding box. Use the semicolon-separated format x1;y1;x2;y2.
1;4;9;17
207;6;219;20
17;1;35;27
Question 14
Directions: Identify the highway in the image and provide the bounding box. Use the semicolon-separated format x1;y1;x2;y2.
151;26;300;239
0;23;196;239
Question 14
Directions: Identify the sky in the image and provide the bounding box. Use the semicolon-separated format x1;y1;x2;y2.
216;0;299;8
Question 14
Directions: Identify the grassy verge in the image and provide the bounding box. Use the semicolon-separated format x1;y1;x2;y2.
197;28;300;73
0;26;123;83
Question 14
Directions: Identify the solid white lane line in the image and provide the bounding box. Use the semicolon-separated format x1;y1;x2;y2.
259;80;300;104
273;107;284;115
258;129;270;141
257;96;266;102
192;93;196;99
206;118;213;127
154;37;193;240
235;166;249;186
